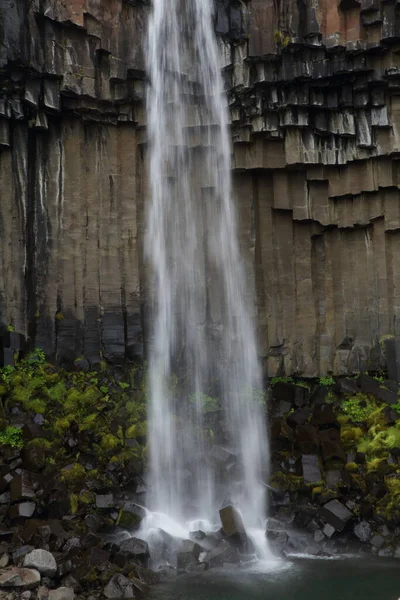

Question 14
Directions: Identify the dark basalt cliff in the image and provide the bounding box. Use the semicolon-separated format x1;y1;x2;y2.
1;0;400;376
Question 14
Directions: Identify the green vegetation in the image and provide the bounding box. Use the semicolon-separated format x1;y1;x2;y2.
274;30;290;49
0;426;23;448
341;393;376;422
319;376;335;387
6;325;15;332
270;376;294;386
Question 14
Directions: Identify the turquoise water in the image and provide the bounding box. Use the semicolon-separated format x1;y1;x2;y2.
149;558;400;600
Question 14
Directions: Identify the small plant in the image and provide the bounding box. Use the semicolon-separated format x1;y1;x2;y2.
100;385;108;394
0;426;23;448
26;348;46;365
319;376;335;387
392;403;400;416
1;365;14;384
118;382;129;390
342;394;375;422
270;376;294;387
274;30;290;49
6;325;15;332
55;312;64;321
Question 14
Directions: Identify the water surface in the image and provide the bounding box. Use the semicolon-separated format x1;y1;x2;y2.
149;559;400;600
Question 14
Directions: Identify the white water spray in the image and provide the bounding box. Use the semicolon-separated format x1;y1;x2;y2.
145;0;271;558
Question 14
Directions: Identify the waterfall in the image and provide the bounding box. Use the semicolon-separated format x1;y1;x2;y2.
145;0;270;553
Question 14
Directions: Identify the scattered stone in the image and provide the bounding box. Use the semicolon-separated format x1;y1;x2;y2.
23;550;57;578
0;554;9;568
354;521;372;543
321;500;353;532
8;502;36;520
103;574;135;599
301;455;322;484
325;470;342;488
33;415;45;426
0;493;10;505
266;530;289;556
0;568;41;590
88;547;109;567
48;588;75;600
95;494;114;509
10;473;35;502
21;591;32;600
323;524;335;538
202;540;237;567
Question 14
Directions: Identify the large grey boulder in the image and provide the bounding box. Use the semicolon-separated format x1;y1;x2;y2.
0;567;41;590
321;500;353;532
23;550;57;577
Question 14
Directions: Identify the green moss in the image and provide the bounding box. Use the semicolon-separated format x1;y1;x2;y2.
61;463;86;487
270;376;294;387
0;426;23;449
341;425;363;451
125;421;147;439
70;493;79;514
99;434;121;453
345;462;358;473
79;490;95;505
270;472;303;492
319;376;335;387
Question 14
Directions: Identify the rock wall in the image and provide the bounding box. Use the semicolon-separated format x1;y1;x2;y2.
1;0;400;376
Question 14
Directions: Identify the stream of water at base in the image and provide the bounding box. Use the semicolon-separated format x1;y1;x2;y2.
143;0;270;560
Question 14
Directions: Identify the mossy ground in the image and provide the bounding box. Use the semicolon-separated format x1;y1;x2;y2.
0;349;147;496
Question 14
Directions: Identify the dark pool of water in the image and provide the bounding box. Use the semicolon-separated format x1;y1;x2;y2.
149;558;400;600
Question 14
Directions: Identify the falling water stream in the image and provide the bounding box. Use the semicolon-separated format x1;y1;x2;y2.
143;0;271;561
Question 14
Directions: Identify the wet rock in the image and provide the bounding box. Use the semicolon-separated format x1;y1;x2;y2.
370;535;385;549
335;378;359;395
359;375;398;405
189;530;206;541
266;530;289;556
202;540;237;567
95;494;114;509
0;568;41;590
8;502;36;520
103;574;136;599
117;502;145;530
354;521;372;543
219;505;245;537
319;429;346;463
48;588;75;600
301;455;322;484
322;524;335;538
321;500;353;532
0;493;10;505
23;550;57;577
118;537;149;566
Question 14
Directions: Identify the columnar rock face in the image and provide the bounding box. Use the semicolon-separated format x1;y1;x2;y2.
1;0;400;375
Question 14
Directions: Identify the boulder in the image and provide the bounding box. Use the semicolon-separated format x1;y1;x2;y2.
103;574;136;599
301;455;322;484
0;567;41;590
266;530;289;556
0;554;9;568
287;408;312;428
118;537;149;566
23;550;57;577
359;375;398;405
49;589;75;600
95;494;114;509
8;502;36;520
321;500;353;532
322;524;335;538
117;502;145;530
219;505;245;537
202;540;237;567
313;404;339;429
88;547;110;567
325;470;342;488
354;521;372;543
